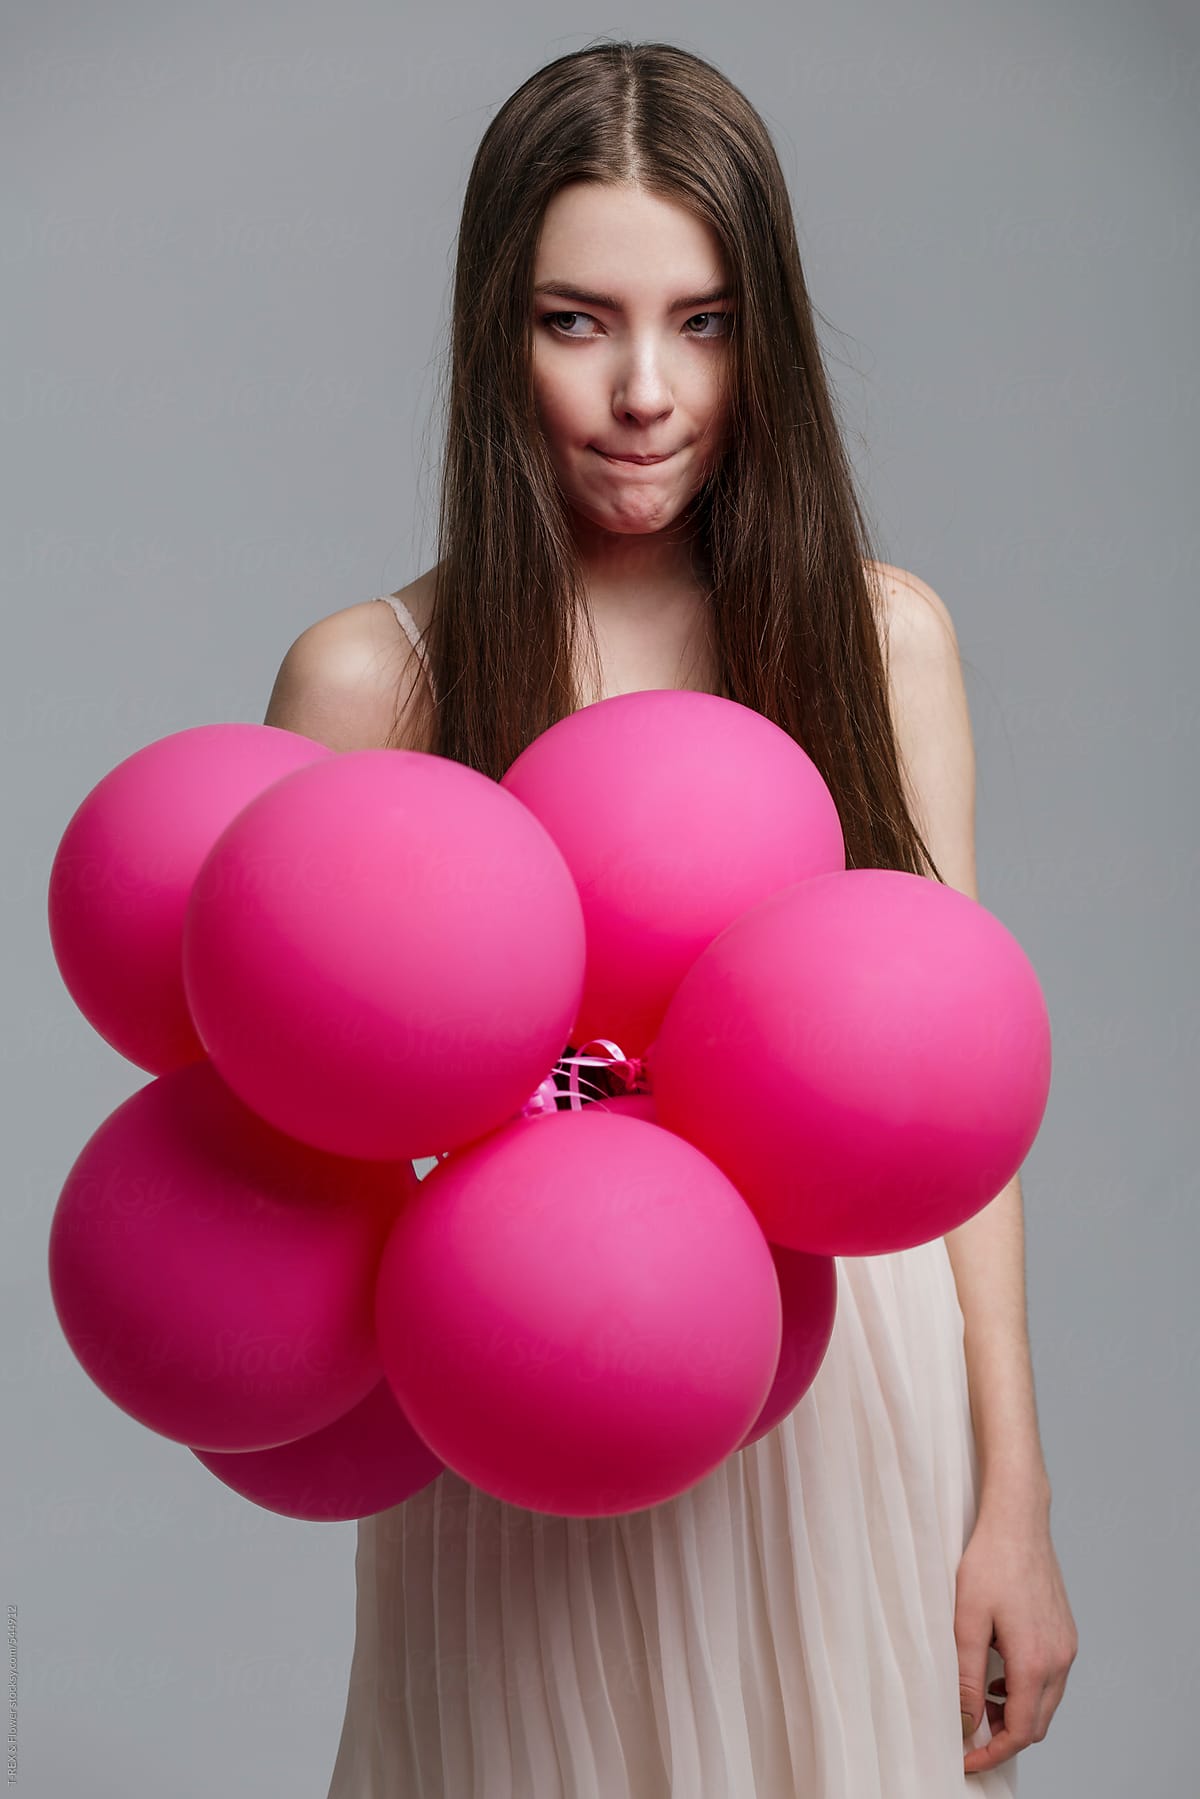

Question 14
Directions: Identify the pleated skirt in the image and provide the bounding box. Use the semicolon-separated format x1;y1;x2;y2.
324;1233;1017;1796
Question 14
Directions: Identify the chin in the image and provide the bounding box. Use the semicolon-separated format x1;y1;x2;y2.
575;493;684;529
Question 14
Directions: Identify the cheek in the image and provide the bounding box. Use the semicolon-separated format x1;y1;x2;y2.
531;373;571;440
532;349;598;428
702;367;731;419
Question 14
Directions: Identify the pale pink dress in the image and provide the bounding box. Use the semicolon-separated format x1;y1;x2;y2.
323;593;1017;1797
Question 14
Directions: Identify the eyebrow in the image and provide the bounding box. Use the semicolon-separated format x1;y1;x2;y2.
532;280;733;312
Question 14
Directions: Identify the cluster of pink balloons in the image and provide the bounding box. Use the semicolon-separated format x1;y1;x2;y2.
46;692;1051;1520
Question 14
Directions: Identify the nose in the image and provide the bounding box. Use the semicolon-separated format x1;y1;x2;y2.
611;341;675;427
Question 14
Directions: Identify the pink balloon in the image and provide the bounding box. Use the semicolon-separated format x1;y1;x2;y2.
375;1109;782;1517
737;1244;838;1449
650;868;1052;1255
591;1091;837;1450
501;691;845;1056
183;749;586;1161
47;724;333;1073
192;1378;444;1520
47;1059;408;1451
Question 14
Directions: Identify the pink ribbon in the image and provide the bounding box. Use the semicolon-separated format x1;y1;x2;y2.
420;1041;654;1168
520;1036;652;1119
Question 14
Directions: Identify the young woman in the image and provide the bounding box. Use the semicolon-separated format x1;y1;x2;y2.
265;40;1076;1798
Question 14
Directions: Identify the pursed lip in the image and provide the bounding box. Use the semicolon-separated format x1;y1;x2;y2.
593;447;678;464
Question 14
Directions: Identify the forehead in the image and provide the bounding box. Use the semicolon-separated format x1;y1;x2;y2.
533;183;729;294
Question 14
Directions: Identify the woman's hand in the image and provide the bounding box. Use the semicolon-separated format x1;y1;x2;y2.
954;1487;1078;1776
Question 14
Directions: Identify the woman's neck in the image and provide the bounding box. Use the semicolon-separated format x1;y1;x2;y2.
575;522;710;623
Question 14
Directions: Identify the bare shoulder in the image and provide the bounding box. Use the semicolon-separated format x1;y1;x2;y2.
863;558;958;650
261;582;435;753
863;559;978;894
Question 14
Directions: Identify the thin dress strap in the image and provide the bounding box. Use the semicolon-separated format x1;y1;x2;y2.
373;594;436;704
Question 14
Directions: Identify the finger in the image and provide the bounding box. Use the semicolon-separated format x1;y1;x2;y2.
996;1666;1042;1751
972;1692;1009;1764
1029;1675;1067;1743
956;1626;993;1735
964;1725;1021;1774
963;1678;1048;1774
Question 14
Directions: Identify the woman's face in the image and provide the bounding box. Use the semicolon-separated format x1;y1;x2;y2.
530;182;734;543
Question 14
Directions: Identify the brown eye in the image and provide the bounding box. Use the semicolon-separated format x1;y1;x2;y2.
685;313;733;337
542;311;596;338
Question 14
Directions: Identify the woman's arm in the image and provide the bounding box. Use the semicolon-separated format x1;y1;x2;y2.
879;563;1076;1774
944;1172;1049;1508
877;563;1049;1507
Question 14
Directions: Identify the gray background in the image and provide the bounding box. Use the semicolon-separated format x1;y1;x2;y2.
5;2;1195;1793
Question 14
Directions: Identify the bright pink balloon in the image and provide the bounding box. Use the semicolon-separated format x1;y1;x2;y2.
191;1378;444;1520
649;868;1052;1255
501;691;845;1056
737;1245;838;1449
593;1091;838;1450
47;724;333;1073
47;1059;409;1451
375;1109;782;1517
182;749;586;1161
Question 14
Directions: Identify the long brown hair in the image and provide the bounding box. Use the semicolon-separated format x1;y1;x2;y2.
389;37;942;882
